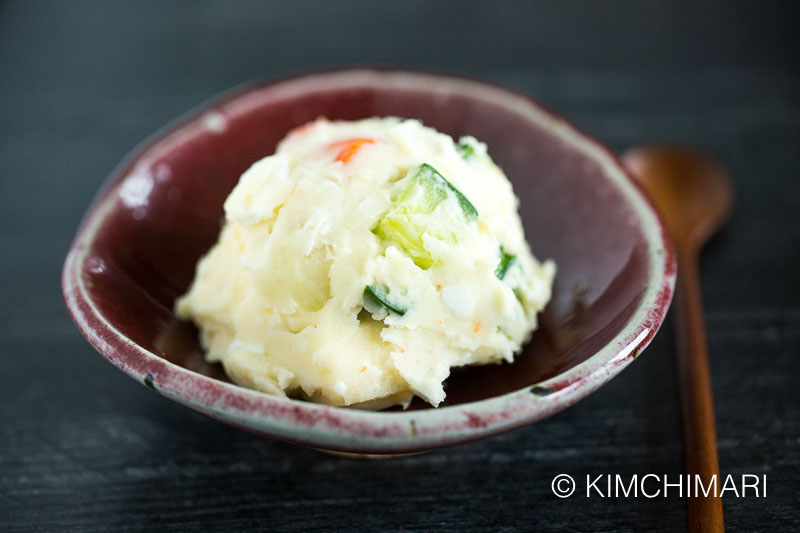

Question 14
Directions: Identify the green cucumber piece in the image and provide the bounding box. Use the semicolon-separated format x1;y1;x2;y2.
496;246;524;304
395;163;478;221
363;285;407;316
373;213;436;269
373;163;478;269
495;246;516;280
438;166;479;221
457;141;476;160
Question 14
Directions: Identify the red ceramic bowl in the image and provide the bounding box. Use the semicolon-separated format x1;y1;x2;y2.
63;69;675;454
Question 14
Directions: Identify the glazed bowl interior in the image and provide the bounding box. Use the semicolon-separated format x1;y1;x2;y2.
78;71;660;409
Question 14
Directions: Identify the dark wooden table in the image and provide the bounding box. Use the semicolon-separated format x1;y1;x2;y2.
1;1;798;531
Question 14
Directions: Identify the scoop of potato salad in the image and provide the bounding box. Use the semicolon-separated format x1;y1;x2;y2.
176;117;555;408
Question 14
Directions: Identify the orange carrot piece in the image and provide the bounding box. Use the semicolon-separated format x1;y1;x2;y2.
329;137;375;163
473;320;481;333
360;366;368;373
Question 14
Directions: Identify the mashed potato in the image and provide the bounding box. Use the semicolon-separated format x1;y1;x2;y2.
176;117;555;408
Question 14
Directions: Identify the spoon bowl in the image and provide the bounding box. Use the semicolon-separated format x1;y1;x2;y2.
623;146;733;248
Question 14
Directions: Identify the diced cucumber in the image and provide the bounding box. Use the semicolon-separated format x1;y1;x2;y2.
363;285;407;316
400;163;478;221
373;163;478;269
496;245;524;304
495;245;516;280
457;141;476;160
373;213;435;268
457;137;495;167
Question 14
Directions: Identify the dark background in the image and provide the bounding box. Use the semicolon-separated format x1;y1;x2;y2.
1;1;798;531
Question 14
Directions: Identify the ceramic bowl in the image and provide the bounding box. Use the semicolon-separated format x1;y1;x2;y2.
62;69;675;454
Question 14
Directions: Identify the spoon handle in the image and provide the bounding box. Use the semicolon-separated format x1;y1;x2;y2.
675;250;724;532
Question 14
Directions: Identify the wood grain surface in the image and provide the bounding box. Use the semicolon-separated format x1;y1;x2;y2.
1;1;798;531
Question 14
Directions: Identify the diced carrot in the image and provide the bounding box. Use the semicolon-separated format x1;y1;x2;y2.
360;366;368;373
329;137;375;163
437;319;443;325
473;320;481;333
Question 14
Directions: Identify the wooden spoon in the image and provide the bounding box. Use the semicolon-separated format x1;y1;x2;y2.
623;146;733;533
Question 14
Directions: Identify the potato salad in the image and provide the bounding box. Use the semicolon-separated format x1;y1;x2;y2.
176;117;555;408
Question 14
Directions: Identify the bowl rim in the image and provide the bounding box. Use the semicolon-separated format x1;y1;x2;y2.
62;68;676;454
